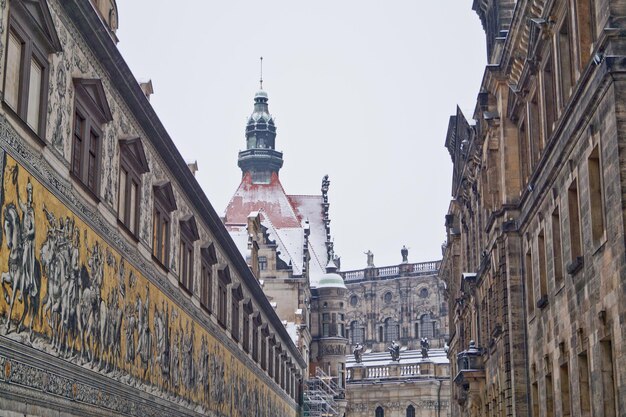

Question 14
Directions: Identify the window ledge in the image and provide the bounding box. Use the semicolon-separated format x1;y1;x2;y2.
566;256;584;275
178;282;193;297
70;171;100;204
117;219;140;243
151;254;169;273
592;234;607;255
2;101;46;148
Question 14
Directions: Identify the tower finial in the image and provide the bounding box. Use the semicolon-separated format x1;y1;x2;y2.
259;56;263;89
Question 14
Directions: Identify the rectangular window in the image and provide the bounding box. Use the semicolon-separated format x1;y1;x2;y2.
531;381;539;417
26;58;43;130
526;249;535;315
118;168;127;224
259;256;267;271
231;297;240;341
568;181;582;261
538;230;548;300
178;238;194;292
576;0;596;66
72;104;103;196
578;351;591;417
552;207;563;286
529;94;543;165
560;362;571;417
543;55;557;139
546;373;554;417
588;145;605;243
200;259;212;312
3;16;53;138
129;181;137;233
218;280;228;328
322;313;330;337
558;17;574;104
252;324;259;361
600;339;616;417
242;313;250;352
5;31;23;111
261;336;267;370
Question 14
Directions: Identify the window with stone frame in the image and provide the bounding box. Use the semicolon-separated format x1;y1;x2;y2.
419;314;435;339
252;313;261;361
117;138;149;238
200;243;217;313
322;313;330;337
350;321;364;344
260;323;269;370
152;181;176;268
406;405;415;417
3;0;61;138
179;215;199;293
376;406;385;417
268;335;275;377
72;79;113;196
242;299;253;353
384;318;399;342
231;284;243;342
217;265;231;329
258;255;267;271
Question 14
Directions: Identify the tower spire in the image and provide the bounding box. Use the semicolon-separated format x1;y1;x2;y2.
259;56;263;90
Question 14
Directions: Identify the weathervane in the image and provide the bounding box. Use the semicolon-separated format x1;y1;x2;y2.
260;56;263;89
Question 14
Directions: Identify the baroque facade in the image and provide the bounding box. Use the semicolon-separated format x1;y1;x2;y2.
440;1;626;417
0;1;305;416
341;254;447;352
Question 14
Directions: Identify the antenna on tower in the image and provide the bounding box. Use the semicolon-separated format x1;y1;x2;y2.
259;56;263;89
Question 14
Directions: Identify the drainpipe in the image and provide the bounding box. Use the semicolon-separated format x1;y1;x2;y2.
437;379;442;417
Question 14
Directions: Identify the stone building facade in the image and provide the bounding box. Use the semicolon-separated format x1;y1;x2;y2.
346;349;450;417
341;256;447;353
440;1;626;417
0;1;305;416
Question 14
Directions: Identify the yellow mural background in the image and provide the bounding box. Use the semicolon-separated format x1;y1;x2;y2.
0;154;294;417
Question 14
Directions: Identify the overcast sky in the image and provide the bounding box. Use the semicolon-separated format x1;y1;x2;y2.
115;1;486;271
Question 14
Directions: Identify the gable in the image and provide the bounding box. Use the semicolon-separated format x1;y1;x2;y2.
153;180;177;212
73;78;113;123
119;137;149;174
13;0;62;52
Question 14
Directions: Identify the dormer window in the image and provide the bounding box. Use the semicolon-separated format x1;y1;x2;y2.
3;0;61;138
71;78;113;197
117;138;149;238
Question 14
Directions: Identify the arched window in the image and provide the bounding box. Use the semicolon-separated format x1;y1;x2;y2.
375;406;384;417
384;318;399;342
350;321;364;344
406;405;415;417
420;313;435;339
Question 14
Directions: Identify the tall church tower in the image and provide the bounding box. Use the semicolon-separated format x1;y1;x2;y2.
237;89;283;184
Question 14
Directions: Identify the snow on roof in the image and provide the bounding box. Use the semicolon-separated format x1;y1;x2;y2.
284;321;299;345
224;172;301;228
224;174;329;282
288;194;327;283
261;214;305;275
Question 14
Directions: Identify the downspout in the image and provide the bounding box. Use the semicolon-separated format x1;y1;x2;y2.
437;379;442;417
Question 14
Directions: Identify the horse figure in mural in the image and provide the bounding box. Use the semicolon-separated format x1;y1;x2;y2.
1;202;40;337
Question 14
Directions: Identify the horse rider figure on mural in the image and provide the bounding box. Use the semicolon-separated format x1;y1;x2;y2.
388;340;400;361
2;169;38;336
353;343;364;364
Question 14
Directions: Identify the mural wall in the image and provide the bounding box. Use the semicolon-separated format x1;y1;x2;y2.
0;151;295;417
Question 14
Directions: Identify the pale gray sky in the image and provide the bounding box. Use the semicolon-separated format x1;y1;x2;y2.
116;1;486;271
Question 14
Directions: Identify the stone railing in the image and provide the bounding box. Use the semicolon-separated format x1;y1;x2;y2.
347;359;447;382
340;260;441;282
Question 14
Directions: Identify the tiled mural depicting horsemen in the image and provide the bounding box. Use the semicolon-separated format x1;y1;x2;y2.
0;152;294;417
